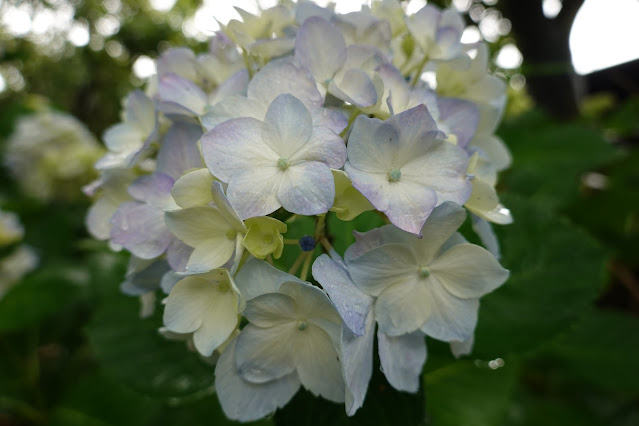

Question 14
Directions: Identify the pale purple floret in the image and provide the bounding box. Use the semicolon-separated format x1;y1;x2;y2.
344;104;471;235
295;16;381;108
201;93;346;219
311;252;429;410
110;172;177;260
202;58;347;134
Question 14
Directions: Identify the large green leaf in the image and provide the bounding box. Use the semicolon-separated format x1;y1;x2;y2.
472;194;608;357
498;111;618;211
0;267;85;332
85;292;216;398
424;358;517;426
274;356;426;426
49;372;158;426
547;309;639;394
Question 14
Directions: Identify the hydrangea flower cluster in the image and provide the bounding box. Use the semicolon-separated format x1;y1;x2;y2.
86;0;512;421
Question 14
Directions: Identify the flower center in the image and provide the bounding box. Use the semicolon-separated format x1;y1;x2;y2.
388;168;402;182
418;266;430;278
296;319;308;331
277;157;289;170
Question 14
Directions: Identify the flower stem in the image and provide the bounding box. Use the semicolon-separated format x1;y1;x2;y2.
409;54;430;88
299;252;313;281
288;252;307;275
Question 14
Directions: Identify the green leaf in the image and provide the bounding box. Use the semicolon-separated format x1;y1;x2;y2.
0;268;84;332
86;293;216;398
274;349;426;426
547;309;639;394
505;390;607;426
472;194;608;357
424;359;517;426
499;111;618;211
326;211;385;256
49;371;158;426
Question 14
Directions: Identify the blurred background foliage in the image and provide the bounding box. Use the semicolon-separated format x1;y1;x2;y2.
0;0;638;425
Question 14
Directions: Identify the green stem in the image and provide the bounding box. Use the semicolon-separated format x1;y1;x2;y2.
283;239;299;245
409;55;430;88
242;49;254;79
340;109;362;139
288;252;307;275
299;252;313;282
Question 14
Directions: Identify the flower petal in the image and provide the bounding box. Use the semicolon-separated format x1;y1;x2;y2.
277;162;334;215
235;323;297;383
262;94;313;157
420;280;479;342
347;243;417;297
201;117;277;182
341;310;375;415
295;17;346;82
294;325;345;403
234;258;305;301
375;277;431;336
244;292;299;327
377;331;427;393
110;202;172;259
429;243;509;299
215;338;301;423
226;166;283;219
312;254;373;336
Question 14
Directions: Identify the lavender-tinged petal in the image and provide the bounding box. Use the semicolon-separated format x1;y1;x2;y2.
234;258;305;301
346;115;398;173
278;162;334;216
156;121;204;180
127;173;175;206
329;68;378;108
235;323;297;383
120;259;170;296
429;243;509;299
201;117;278;182
111;202;172;259
312;254;373;336
157;73;207;116
347;243;417;297
226;166;283;220
262;94;313;157
295;17;346;82
166;238;193;272
344;165;390;213
215;338;300;423
290;126;346;169
437;96;479;148
201;95;264;130
156;47;199;81
375;278;432;336
377;331;427;393
384;181;437;236
310;107;348;134
342;310;375;416
294;326;345;403
248;59;324;109
420;282;479;342
208;69;249;106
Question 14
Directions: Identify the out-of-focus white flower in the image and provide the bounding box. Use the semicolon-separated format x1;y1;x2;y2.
0;245;38;299
5;111;104;201
0;210;24;247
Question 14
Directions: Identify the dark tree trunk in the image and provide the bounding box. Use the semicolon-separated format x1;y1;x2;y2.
498;0;585;119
